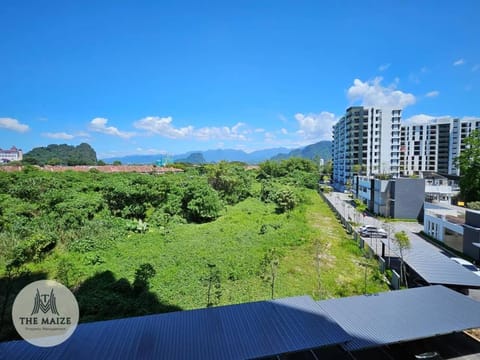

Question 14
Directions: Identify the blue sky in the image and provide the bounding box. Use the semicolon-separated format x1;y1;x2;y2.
1;0;479;159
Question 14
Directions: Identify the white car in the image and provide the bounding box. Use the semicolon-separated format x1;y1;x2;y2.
358;225;378;232
451;257;480;276
360;227;388;238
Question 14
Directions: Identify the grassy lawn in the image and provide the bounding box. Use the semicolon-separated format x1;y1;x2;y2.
22;189;388;311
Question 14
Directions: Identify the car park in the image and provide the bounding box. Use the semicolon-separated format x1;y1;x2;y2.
451;257;480;276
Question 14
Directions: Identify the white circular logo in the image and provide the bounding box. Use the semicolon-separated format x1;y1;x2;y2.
12;280;79;347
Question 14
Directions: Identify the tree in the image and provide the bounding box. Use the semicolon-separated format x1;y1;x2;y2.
458;129;480;202
112;160;122;166
204;263;222;307
133;263;156;293
260;248;280;299
393;231;411;287
352;164;362;175
207;162;252;204
353;198;367;224
182;178;222;223
382;221;394;267
273;188;297;213
320;160;333;178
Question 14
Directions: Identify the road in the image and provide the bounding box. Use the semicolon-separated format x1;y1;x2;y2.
324;190;480;300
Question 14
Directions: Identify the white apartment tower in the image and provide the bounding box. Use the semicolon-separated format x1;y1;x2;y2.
400;117;480;176
333;106;401;189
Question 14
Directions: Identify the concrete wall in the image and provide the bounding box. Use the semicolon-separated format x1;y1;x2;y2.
463;210;480;260
391;178;425;219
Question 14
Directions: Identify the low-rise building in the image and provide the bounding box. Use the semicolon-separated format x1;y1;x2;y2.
0;146;23;163
424;202;465;252
354;176;425;219
422;172;460;204
424;204;480;261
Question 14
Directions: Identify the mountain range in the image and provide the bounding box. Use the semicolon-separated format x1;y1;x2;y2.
102;141;332;165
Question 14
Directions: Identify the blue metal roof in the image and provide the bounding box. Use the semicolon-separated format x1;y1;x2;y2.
317;285;480;351
0;296;350;360
382;231;480;287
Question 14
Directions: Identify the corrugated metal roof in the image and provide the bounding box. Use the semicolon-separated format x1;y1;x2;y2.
0;295;351;360
382;231;480;287
317;285;480;351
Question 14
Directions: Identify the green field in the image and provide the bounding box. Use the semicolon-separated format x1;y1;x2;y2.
0;162;388;340
7;189;387;312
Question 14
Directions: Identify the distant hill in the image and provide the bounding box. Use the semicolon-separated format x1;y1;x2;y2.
102;147;291;165
24;143;97;166
101;143;332;165
175;152;206;164
270;141;332;162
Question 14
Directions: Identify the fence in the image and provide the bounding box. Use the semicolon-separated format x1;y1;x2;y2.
318;190;399;289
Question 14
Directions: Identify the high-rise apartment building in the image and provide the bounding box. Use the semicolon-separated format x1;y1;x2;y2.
400;117;480;176
332;106;401;189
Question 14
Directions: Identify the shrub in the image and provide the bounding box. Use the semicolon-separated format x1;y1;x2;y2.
467;201;480;210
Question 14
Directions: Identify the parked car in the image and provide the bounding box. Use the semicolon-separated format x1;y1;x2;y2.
360;228;387;238
358;225;377;232
451;257;480;276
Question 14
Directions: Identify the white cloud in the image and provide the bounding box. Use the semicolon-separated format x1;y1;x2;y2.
134;116;193;138
347;77;416;108
42;132;75;140
89;118;135;139
0;118;30;133
254;128;265;133
472;64;480;72
453;58;465;66
403;114;437;125
280;128;288;135
134;116;249;141
75;131;91;138
195;123;248;141
378;63;390;72
135;147;166;154
294;111;336;140
264;132;276;142
425;90;440;98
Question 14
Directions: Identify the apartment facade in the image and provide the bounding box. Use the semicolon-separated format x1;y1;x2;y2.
332;106;401;190
400;117;480;176
0;146;23;163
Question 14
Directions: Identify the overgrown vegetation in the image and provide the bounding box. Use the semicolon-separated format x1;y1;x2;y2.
0;158;388;341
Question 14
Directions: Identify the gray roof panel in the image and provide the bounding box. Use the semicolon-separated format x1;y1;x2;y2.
0;295;351;360
382;233;480;287
317;285;480;351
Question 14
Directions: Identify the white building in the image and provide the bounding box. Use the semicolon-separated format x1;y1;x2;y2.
400;117;480;176
422;172;460;204
0;146;23;163
332;106;401;190
424;202;465;253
